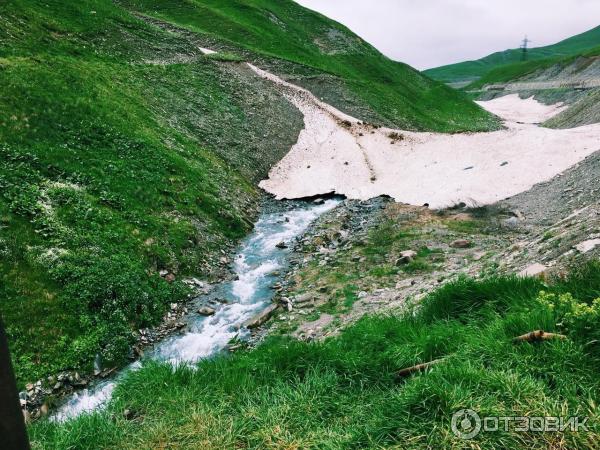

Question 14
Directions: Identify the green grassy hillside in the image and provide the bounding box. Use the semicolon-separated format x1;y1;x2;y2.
0;0;497;388
32;263;600;449
0;0;302;386
119;0;499;132
425;25;600;83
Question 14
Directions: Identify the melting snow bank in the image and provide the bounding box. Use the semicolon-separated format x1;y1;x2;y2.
52;199;341;422
475;94;568;124
249;61;600;209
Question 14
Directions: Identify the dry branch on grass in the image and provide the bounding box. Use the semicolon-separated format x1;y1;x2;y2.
395;358;445;378
512;330;567;344
395;329;569;379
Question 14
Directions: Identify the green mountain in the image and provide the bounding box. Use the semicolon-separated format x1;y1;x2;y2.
465;45;600;91
119;0;498;132
0;0;497;387
425;25;600;83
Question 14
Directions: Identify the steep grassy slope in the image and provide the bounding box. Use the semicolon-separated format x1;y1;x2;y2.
119;0;499;132
32;263;600;449
425;25;600;83
0;0;304;385
0;0;499;387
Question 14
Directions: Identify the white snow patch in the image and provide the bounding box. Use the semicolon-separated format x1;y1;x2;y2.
476;94;567;124
250;66;600;209
575;238;600;254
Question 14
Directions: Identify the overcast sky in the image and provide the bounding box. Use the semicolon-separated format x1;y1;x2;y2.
295;0;600;70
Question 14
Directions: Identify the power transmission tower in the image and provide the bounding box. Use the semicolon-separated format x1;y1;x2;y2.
520;35;531;61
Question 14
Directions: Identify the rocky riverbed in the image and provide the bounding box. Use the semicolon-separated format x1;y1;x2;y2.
19;277;215;422
39;197;342;422
249;172;600;344
23;162;600;421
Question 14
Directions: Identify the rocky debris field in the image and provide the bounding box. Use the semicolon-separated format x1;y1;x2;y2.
501;151;600;225
259;198;512;341
247;155;600;342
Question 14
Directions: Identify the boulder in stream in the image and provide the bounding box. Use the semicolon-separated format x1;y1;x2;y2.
244;304;280;329
198;306;216;316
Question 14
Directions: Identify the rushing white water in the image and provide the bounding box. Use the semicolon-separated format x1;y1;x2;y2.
52;199;340;422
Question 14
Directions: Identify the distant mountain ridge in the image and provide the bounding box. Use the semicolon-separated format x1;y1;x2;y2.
425;25;600;83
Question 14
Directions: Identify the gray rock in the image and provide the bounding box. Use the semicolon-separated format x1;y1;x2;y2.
575;238;600;254
244;304;280;329
450;239;472;249
518;263;548;279
294;293;313;304
502;217;520;228
280;297;293;312
198;306;216;316
395;250;417;265
396;279;415;289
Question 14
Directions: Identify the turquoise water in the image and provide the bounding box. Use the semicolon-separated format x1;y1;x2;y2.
53;199;341;421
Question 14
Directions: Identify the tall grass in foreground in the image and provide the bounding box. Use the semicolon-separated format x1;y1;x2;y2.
31;262;600;449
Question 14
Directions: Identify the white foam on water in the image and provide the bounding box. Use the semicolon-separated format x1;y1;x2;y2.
52;199;340;422
52;382;116;423
153;198;340;365
232;258;280;302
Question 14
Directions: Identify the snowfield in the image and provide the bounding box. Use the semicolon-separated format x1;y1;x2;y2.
252;63;600;208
